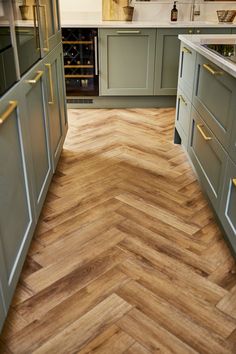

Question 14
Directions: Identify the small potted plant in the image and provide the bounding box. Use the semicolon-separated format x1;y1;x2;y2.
19;0;30;20
123;0;134;21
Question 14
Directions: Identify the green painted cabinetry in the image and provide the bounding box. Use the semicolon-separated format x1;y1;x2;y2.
22;64;53;218
229;114;236;164
0;90;35;314
155;27;231;96
154;28;189;95
175;89;191;148
43;45;68;171
220;159;236;254
188;107;227;211
178;42;196;100
99;28;156;96
193;54;236;150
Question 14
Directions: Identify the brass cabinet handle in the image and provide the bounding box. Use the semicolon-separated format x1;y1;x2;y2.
116;31;141;34
182;46;192;55
39;5;49;52
179;94;187;106
188;29;193;34
26;71;44;84
232;179;236;187
0;101;18;126
45;64;54;105
196;29;201;34
203;63;223;76
33;4;40;50
197;124;212;141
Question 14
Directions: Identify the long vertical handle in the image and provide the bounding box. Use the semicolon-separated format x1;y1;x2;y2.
94;36;98;76
39;4;49;52
45;64;54;104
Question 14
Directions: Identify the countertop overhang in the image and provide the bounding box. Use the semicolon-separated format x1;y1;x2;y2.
179;34;236;79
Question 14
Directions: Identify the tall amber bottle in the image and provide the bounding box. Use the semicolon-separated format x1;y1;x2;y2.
171;1;178;21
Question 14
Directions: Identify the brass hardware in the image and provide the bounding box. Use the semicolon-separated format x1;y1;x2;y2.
39;5;49;52
196;29;201;34
188;29;193;34
197;124;212;141
203;63;223;76
62;41;93;45
33;4;40;50
65;74;94;78
233;179;236;187
26;71;44;84
0;101;18;126
116;30;141;34
179;95;187;106
64;65;94;69
45;64;54;105
182;46;192;55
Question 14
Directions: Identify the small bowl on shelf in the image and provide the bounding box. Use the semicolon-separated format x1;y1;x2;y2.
217;10;236;23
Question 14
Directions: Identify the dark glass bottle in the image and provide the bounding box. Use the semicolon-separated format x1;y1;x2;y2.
171;1;178;22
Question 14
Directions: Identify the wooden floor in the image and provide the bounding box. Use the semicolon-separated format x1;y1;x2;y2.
1;108;236;353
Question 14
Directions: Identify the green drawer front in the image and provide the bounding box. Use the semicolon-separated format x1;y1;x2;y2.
188;108;227;211
220;159;236;254
193;54;236;150
178;42;196;100
175;89;191;148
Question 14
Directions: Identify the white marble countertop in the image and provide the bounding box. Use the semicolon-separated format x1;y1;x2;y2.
179;34;236;79
60;13;236;28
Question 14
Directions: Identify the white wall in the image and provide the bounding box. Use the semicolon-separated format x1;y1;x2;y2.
59;0;236;22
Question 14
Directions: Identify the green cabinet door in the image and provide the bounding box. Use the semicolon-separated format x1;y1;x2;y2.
178;42;197;100
38;0;61;54
0;91;35;310
175;88;191;148
22;63;53;218
43;44;68;171
232;29;236;34
188;107;227;212
154;28;189;96
220;159;236;254
99;28;156;96
193;54;236;150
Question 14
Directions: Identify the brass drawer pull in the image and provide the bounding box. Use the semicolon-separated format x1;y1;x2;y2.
197;124;212;141
45;64;54;105
116;31;141;34
203;63;223;76
0;101;18;126
233;179;236;187
179;94;187;106
27;71;43;84
182;46;192;55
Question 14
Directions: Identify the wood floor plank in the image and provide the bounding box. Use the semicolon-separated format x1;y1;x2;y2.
32;294;132;354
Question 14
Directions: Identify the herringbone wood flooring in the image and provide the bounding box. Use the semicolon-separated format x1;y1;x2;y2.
1;108;236;353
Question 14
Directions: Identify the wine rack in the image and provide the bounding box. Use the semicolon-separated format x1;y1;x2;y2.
62;28;99;97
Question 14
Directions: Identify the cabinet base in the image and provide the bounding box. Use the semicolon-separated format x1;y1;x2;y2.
66;96;176;109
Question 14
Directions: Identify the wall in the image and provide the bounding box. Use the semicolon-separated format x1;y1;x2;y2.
59;0;236;22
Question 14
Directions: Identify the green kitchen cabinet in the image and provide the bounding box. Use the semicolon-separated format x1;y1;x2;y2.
232;29;236;34
21;63;53;219
0;89;35;311
99;28;156;96
220;159;236;254
154;27;232;96
188;107;227;212
175;88;191;148
193;54;236;151
38;0;61;54
154;28;189;96
43;44;68;171
178;42;197;100
229;117;236;164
